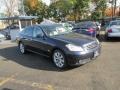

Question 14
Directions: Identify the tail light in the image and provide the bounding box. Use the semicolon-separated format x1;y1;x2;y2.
87;28;95;33
108;29;112;33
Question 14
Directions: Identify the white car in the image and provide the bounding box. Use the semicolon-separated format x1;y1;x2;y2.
105;20;120;39
0;33;5;42
0;33;5;38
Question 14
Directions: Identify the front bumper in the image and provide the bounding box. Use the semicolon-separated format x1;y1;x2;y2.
65;46;101;66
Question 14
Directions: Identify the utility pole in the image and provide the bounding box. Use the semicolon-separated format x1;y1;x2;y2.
112;0;114;18
109;0;114;19
119;6;120;16
114;0;117;16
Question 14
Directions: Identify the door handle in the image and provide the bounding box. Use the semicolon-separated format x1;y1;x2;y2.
27;38;33;41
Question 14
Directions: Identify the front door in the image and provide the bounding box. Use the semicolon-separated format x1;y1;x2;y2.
31;26;49;57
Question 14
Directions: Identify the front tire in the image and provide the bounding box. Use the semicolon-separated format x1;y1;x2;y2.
105;33;110;40
52;50;67;69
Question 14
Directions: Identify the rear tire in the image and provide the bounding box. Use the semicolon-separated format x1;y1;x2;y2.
19;42;27;54
105;33;110;40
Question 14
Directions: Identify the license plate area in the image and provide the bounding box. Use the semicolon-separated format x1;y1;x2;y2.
79;59;91;64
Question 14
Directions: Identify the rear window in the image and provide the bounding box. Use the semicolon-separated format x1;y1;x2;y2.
75;21;96;28
110;21;120;26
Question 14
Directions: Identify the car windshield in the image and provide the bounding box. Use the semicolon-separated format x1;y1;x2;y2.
60;23;73;30
41;24;72;36
110;21;120;26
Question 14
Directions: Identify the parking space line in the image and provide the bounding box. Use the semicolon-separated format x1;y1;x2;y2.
0;73;18;86
0;76;54;90
10;78;54;90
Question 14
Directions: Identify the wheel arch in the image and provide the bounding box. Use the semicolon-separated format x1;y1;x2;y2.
51;47;66;56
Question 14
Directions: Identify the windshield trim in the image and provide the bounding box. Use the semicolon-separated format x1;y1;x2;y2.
40;25;72;37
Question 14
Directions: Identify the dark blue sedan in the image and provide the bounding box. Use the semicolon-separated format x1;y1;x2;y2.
73;21;100;37
17;24;101;69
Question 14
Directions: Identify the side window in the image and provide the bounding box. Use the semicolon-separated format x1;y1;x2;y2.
20;29;25;35
24;26;33;37
33;26;44;38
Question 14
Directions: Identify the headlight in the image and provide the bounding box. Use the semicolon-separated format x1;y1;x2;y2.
66;44;84;51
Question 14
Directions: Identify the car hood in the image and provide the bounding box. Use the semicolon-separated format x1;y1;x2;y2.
52;32;95;46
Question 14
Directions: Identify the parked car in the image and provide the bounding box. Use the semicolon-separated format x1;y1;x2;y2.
17;24;101;69
105;20;120;39
0;33;5;38
0;33;5;42
67;21;75;26
73;21;100;37
4;24;19;40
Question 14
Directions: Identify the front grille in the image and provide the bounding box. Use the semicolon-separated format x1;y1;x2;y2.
84;41;98;50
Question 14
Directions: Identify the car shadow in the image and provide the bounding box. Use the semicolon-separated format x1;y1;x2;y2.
97;35;120;42
2;88;13;90
105;37;120;42
0;46;77;72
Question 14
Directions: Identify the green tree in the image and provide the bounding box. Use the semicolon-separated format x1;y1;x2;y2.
49;0;73;21
72;0;90;21
91;11;102;20
92;0;107;19
49;0;90;21
24;0;48;22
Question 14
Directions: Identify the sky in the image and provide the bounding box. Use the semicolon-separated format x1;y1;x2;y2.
0;0;51;13
0;0;5;13
42;0;50;6
0;0;120;13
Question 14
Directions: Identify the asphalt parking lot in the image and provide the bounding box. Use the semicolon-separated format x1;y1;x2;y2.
0;37;120;90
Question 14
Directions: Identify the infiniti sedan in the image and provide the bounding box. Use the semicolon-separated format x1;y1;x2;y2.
17;24;101;69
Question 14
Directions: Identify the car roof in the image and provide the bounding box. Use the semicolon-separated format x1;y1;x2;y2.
79;21;94;23
37;24;62;27
110;20;120;22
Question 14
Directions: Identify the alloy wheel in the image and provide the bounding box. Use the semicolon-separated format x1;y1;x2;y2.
53;50;66;68
19;43;25;54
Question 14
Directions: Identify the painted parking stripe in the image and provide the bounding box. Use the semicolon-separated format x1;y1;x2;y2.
10;78;54;90
0;73;18;86
0;76;54;90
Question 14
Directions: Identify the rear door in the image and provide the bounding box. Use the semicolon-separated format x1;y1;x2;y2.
21;26;33;50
